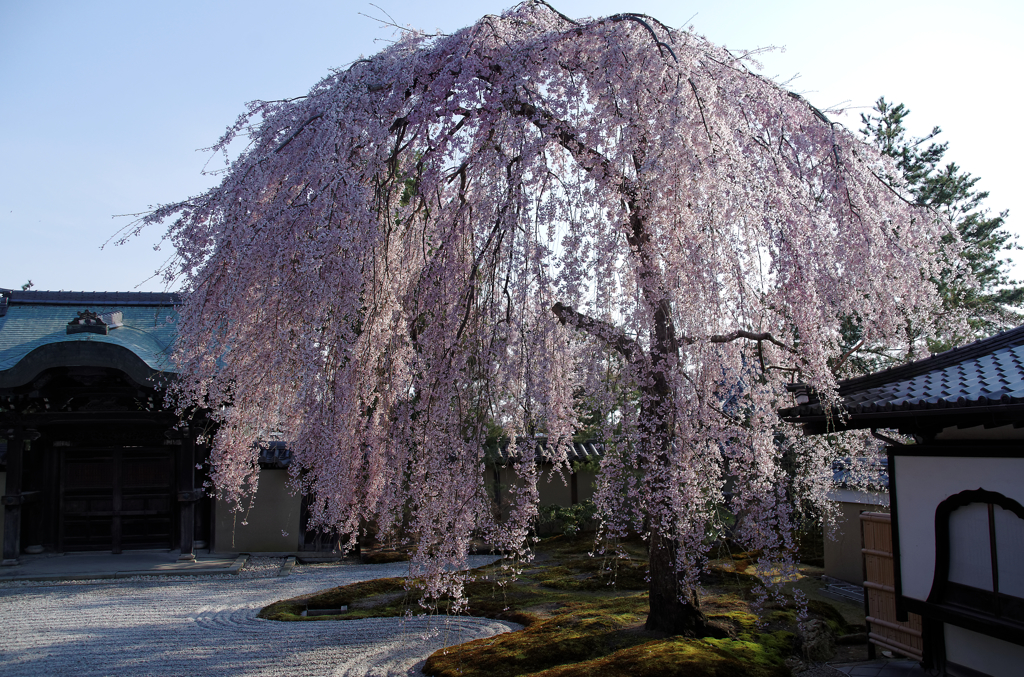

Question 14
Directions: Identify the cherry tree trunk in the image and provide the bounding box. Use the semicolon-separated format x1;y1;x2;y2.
645;531;710;636
640;303;713;636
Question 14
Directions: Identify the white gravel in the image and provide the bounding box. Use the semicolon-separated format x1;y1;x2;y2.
0;556;518;676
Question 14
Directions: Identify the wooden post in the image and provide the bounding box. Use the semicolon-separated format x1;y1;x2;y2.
176;428;196;562
861;509;875;660
2;428;24;565
2;428;39;565
111;449;122;555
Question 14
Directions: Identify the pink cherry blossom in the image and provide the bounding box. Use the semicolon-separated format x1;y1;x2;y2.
137;1;959;634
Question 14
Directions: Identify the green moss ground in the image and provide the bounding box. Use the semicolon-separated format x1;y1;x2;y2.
360;550;412;564
260;535;860;676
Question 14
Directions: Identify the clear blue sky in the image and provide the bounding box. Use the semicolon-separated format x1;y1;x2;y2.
2;0;1021;292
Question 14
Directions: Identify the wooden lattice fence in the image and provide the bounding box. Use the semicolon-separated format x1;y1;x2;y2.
860;511;924;661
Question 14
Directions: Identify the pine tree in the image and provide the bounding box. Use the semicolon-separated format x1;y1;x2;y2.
860;98;1022;343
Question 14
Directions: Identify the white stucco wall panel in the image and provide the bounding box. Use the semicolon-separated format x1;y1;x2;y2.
894;455;1024;602
824;501;890;585
945;623;1024;677
576;469;597;503
537;468;572;507
489;466;597;510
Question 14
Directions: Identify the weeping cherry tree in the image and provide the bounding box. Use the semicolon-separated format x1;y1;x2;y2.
138;1;958;636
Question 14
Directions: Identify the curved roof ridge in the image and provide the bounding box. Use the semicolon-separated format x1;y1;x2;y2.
0;297;180;382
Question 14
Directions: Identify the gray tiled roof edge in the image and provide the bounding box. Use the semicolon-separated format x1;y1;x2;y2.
489;438;604;464
782;325;1024;423
3;289;183;306
835;325;1024;396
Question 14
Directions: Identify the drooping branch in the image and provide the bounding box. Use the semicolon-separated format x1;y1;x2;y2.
606;13;677;62
688;78;714;146
831;338;865;373
505;99;613;178
531;0;580;26
551;302;641;364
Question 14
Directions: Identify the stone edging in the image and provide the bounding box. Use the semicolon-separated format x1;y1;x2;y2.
0;554;250;583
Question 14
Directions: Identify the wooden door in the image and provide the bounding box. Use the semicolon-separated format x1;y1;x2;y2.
60;449;174;552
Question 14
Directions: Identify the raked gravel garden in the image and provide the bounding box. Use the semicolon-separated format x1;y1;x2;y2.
0;556;515;677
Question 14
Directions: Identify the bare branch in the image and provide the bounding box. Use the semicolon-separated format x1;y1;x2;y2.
273;113;323;153
683;329;795;352
831;338;865;373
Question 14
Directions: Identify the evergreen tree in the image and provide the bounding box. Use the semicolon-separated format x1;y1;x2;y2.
860;98;1022;342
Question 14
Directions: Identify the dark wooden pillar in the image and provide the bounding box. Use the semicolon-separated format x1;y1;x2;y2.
2;428;39;565
173;428;198;561
111;449;122;554
193;438;211;551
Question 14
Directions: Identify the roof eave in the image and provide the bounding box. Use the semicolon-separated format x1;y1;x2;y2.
785;402;1024;435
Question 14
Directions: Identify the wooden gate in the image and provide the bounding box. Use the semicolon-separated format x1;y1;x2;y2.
60;448;174;553
860;511;924;661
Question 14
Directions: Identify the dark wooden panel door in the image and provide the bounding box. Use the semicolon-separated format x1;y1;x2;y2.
119;451;174;549
61;449;174;552
61;451;115;551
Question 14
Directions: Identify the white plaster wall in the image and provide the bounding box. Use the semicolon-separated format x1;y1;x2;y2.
486;466;519;521
945;624;1024;677
894;455;1024;601
576;469;597;503
489;466;597;510
214;469;302;553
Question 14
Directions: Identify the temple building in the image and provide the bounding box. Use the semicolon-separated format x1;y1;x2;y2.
0;289;213;563
0;289;316;564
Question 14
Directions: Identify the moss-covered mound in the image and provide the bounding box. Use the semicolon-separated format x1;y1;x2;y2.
522;636;790;677
530;549;648;592
361;550;412;564
423;588;796;677
259;577;410;621
259;533;860;676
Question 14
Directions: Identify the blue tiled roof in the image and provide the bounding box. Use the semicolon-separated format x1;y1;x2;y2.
782;325;1024;425
832;457;888;489
0;290;180;375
